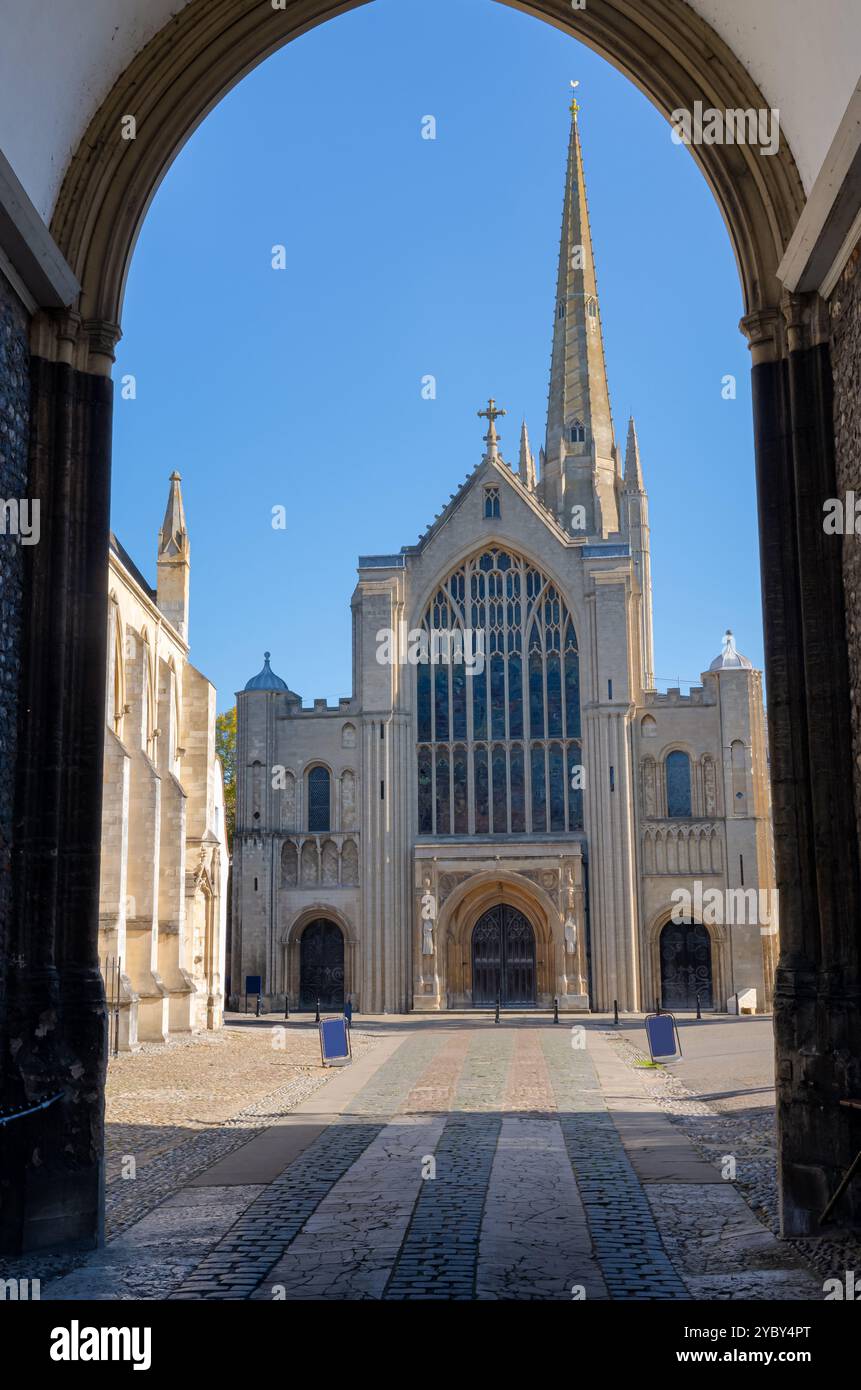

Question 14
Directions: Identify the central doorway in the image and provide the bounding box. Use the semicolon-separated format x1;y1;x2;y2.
299;919;345;1011
472;905;537;1006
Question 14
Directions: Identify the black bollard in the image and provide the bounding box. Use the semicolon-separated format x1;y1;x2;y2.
284;995;290;1020
613;998;619;1026
256;993;262;1017
696;992;702;1021
315;996;321;1024
655;996;660;1015
553;997;559;1024
495;993;500;1025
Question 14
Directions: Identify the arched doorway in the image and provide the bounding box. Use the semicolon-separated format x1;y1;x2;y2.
472;906;536;1007
299;919;344;1011
659;919;713;1011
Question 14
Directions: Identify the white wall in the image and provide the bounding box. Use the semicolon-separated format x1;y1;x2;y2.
1;0;859;226
688;0;861;193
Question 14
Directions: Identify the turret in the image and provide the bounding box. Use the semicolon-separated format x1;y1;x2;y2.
156;471;190;641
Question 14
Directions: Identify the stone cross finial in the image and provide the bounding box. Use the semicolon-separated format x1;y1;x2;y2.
478;398;507;460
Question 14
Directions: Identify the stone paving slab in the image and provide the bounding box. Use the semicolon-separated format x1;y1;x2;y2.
255;1117;447;1300
41;1185;264;1301
477;1116;609;1300
22;1016;829;1303
587;1030;725;1184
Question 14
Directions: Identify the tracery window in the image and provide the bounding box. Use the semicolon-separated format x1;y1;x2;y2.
569;420;585;443
416;548;582;836
484;486;500;519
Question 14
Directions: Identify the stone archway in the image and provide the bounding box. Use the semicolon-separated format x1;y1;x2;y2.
646;909;728;1016
435;870;569;1010
5;0;859;1252
281;904;357;1013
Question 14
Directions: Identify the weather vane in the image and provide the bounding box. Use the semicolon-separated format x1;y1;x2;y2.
569;79;580;118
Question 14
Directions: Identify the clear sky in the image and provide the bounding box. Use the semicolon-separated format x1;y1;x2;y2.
111;0;762;714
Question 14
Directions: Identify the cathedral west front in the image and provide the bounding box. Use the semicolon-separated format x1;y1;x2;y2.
231;111;776;1017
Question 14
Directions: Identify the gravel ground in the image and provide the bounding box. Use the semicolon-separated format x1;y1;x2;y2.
0;1023;376;1287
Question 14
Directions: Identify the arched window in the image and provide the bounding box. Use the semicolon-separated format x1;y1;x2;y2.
484;486;500;519
666;751;692;818
307;766;331;832
569;420;585;443
416;548;582;835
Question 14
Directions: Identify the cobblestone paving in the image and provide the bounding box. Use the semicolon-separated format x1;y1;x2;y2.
606;1030;851;1296
541;1030;689;1299
20;1016;829;1302
171;1028;449;1298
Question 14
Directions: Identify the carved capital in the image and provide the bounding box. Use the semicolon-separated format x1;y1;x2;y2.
739;307;784;365
29;307;121;375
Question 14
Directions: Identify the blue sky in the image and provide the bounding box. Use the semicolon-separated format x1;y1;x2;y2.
112;0;762;712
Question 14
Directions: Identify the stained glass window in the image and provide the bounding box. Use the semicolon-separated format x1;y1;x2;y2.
418;746;432;833
415;548;582;836
474;746;489;833
307;766;331;832
510;744;526;832
492;745;507;834
531;745;547;832
417;660;431;742
436;749;450;832
666;751;692;818
453;745;469;833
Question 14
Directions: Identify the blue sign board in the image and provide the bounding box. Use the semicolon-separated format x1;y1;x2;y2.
320;1017;352;1067
645;1012;681;1061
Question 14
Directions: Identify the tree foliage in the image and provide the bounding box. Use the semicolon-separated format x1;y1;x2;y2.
216;706;237;849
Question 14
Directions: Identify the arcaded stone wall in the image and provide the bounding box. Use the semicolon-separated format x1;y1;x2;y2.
831;241;861;864
0;271;29;936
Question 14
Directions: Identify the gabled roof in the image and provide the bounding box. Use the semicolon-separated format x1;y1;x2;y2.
395;454;573;562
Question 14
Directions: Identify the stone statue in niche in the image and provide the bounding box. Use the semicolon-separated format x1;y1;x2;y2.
704;758;717;817
642;758;657;817
282;771;296;832
420;874;436;955
341;770;357;830
563;865;578;955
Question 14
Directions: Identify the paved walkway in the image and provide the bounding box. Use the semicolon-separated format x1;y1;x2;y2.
34;1017;820;1301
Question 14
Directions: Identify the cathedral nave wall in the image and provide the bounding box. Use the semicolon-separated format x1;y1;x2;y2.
98;487;228;1047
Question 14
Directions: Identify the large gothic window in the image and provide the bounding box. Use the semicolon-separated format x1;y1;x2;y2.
416;548;582;836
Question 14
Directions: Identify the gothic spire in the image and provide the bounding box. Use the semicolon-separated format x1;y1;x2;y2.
157;470;190;640
542;106;618;535
158;470;189;559
518;419;536;490
624;415;644;492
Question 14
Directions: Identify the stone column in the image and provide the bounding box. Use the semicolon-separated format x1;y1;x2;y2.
745;295;861;1233
2;313;116;1252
